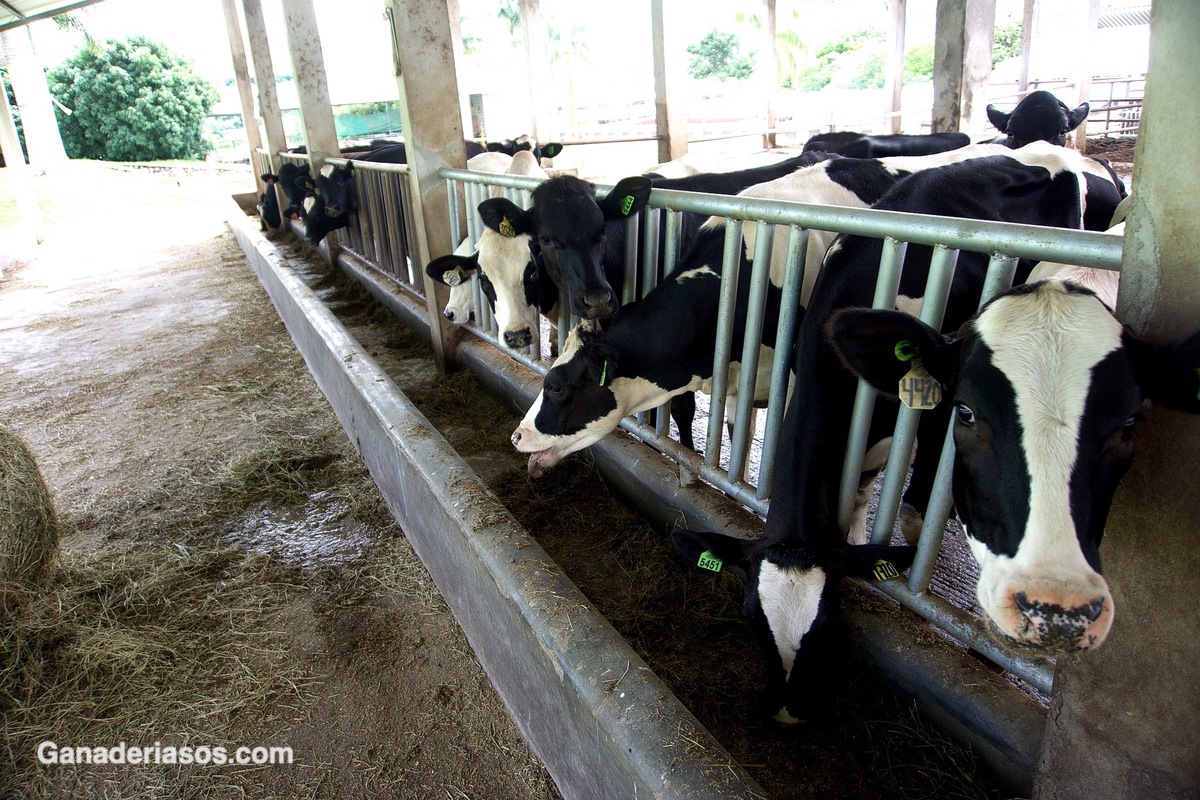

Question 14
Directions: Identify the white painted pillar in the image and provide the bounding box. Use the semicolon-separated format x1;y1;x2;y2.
219;0;264;193
651;0;688;162
1069;0;1101;150
0;27;66;167
280;0;340;171
0;66;43;246
1017;0;1038;93
762;0;777;148
1034;3;1200;797
885;0;907;134
384;0;468;372
242;0;288;208
932;0;996;136
520;0;552;142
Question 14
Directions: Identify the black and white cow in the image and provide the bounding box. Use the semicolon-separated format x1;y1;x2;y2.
263;161;311;221
987;90;1091;149
507;143;1047;476
486;134;564;162
257;173;282;231
828;280;1200;652
803;131;971;159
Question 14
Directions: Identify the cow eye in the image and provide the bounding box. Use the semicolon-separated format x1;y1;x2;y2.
955;403;976;426
1121;414;1139;441
546;382;563;397
539;235;554;248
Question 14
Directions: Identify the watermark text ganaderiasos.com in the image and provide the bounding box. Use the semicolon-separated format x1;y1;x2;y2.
37;740;293;766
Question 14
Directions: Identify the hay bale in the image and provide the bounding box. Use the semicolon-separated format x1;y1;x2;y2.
0;426;58;613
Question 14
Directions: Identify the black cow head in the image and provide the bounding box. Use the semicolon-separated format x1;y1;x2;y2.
314;163;357;218
485;135;564;160
509;175;651;319
987;90;1090;148
673;529;916;725
828;281;1200;653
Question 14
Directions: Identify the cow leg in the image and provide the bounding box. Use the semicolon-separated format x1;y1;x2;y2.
671;392;696;451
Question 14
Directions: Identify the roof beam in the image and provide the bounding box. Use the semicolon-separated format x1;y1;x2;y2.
0;0;107;34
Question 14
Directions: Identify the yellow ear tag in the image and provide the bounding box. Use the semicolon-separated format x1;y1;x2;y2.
872;560;900;581
898;358;942;411
442;268;463;286
499;216;516;238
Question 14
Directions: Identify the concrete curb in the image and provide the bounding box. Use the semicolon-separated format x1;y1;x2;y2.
227;205;769;800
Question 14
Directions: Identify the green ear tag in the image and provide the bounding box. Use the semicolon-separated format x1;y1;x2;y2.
894;340;916;362
698;551;724;573
620;195;635;215
898;358;942;411
499;216;516;238
599;359;609;387
872;559;900;581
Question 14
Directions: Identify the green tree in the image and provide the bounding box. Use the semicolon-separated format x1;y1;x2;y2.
47;36;218;161
903;43;935;82
992;20;1023;66
687;30;756;81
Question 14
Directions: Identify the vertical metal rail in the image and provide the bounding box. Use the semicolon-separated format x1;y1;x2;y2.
837;237;909;532
655;210;683;439
757;226;810;501
704;219;745;469
727;222;776;483
870;245;961;545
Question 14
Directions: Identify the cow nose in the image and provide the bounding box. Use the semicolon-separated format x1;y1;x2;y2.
511;430;522;446
1012;591;1109;650
503;329;533;348
443;309;456;322
577;289;615;319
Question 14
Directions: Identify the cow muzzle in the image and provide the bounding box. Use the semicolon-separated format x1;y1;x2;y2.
510;426;562;478
573;287;616;320
503;328;534;349
988;584;1113;653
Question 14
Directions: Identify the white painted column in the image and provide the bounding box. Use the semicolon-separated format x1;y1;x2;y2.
762;0;777;148
242;0;288;203
884;0;907;134
1069;0;1101;150
520;0;552;142
0;66;43;246
1034;3;1200;797
219;0;265;192
384;0;469;372
932;0;996;136
280;0;340;171
0;27;67;167
1017;0;1038;94
651;0;688;162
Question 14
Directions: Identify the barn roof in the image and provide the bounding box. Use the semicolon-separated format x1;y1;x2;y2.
0;0;107;34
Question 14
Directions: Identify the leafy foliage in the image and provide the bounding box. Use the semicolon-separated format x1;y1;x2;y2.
687;30;756;81
992;20;1023;66
795;27;883;90
46;36;218;161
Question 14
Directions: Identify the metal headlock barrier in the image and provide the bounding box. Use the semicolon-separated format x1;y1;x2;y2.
261;147;1123;698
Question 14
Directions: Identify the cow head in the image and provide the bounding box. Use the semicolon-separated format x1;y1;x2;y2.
674;529;916;725
510;326;635;476
314;163;357;218
522;175;651;319
422;254;477;324
987;90;1090;148
486;135;564;161
828;280;1200;653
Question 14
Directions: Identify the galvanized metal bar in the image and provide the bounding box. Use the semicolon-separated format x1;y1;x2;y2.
446;177;460;252
871;577;1055;694
758;226;809;501
625;418;764;513
557;314;569;355
367;171;385;264
383;173;405;277
641;208;661;298
728;222;775;482
470;274;485;334
465;180;481;246
908;254;1020;592
662;209;682;280
837;237;910;532
624;214;641;302
704;219;745;469
870;245;962;546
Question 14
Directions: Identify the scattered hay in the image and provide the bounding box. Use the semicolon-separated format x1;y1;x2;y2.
0;425;60;615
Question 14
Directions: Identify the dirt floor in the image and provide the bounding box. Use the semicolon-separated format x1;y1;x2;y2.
0;162;556;799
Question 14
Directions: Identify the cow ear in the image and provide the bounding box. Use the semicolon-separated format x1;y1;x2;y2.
600;176;652;220
832;544;918;580
1125;329;1200;414
296;175;316;193
478;197;534;237
671;529;750;573
426;252;480;286
579;333;620;385
540;142;563;159
486;141;503;153
261;173;278;185
1067;102;1090;130
986;104;1010;133
826;308;960;396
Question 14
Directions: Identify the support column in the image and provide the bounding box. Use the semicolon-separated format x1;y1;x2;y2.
0;66;42;247
1017;0;1038;94
384;0;468;373
932;0;996;136
762;0;777;149
0;27;66;167
219;0;264;193
281;0;340;170
242;0;288;206
520;0;552;141
651;0;688;163
884;0;907;134
1069;0;1101;150
1034;3;1200;798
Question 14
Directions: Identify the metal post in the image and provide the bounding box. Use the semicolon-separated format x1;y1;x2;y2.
704;219;745;469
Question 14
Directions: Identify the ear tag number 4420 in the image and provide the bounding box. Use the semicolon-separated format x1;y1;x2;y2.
894;341;941;411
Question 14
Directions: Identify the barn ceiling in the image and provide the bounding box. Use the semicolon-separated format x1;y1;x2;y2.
0;0;107;34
